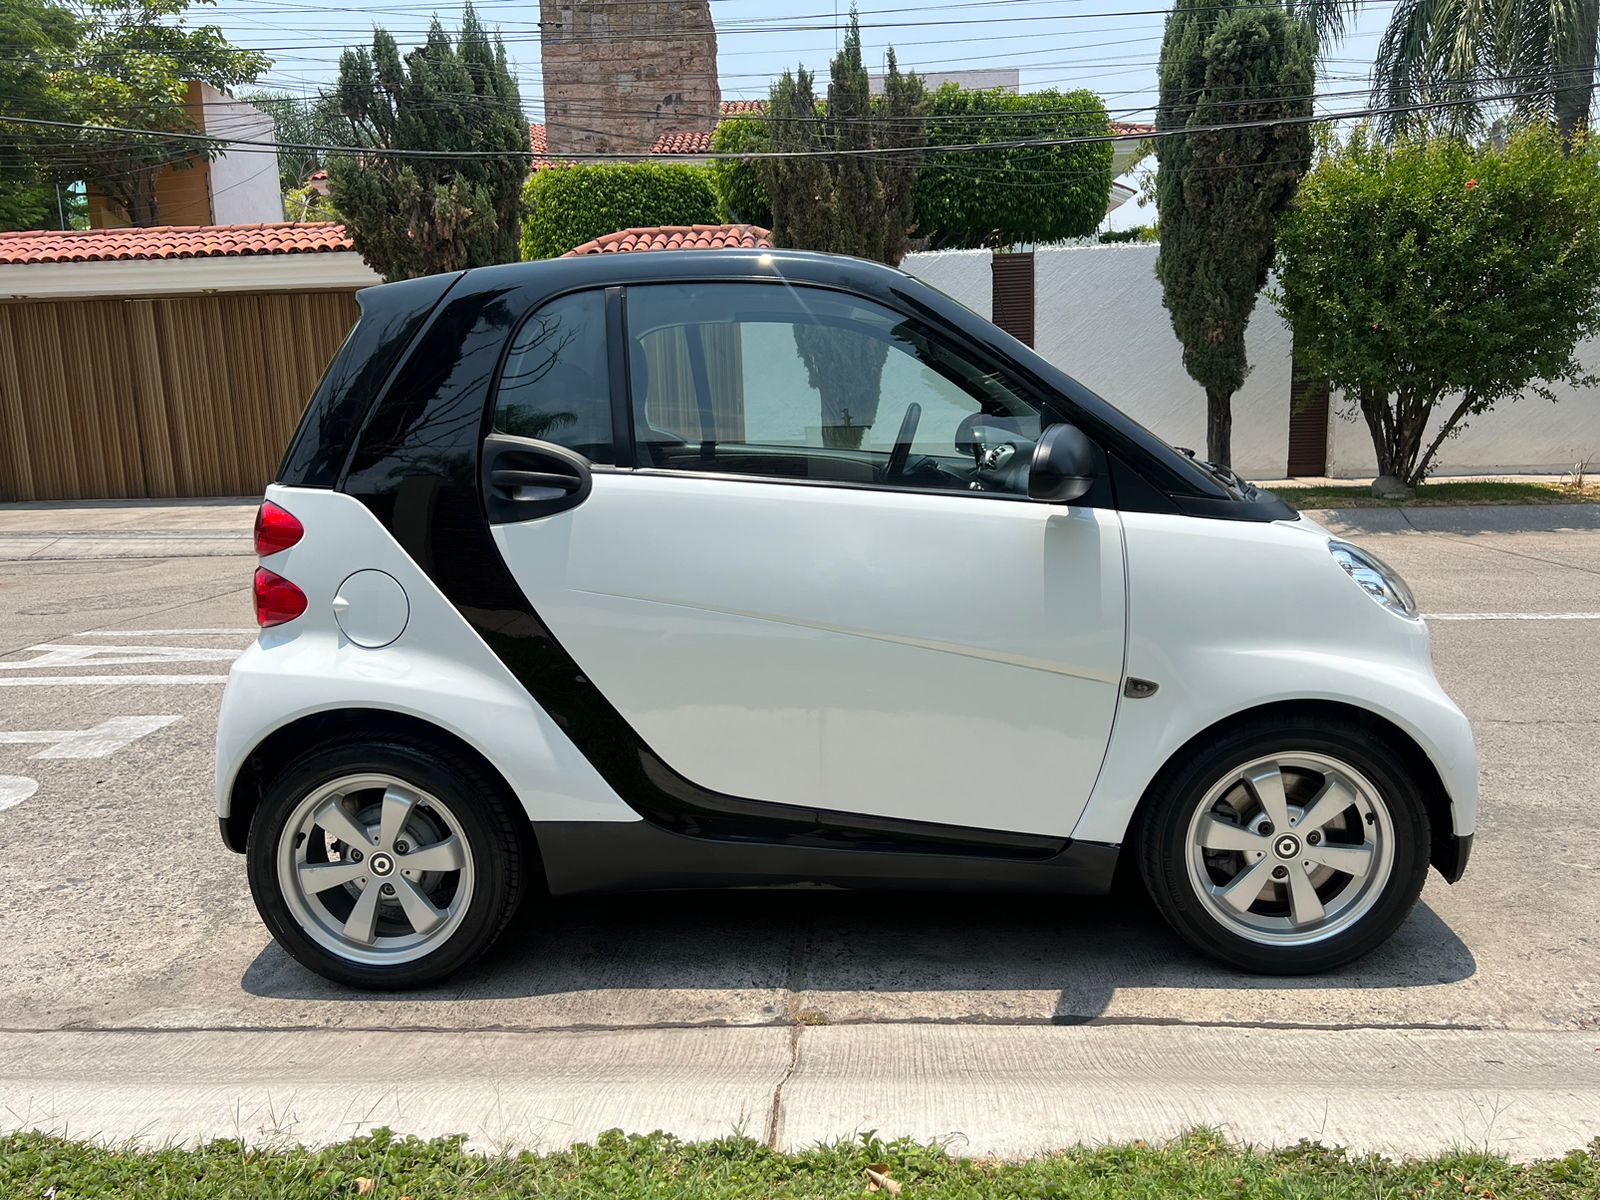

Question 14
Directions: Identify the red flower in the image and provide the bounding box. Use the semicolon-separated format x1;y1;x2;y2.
1465;178;1478;190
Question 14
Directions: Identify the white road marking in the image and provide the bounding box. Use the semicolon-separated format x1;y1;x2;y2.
0;644;241;670
79;629;257;637
0;776;38;812
0;716;182;759
1424;612;1600;621
0;675;229;687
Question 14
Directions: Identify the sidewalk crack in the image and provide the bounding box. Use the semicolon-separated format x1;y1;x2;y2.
764;910;812;1150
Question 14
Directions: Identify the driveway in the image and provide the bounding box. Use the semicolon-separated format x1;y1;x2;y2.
0;499;1597;1157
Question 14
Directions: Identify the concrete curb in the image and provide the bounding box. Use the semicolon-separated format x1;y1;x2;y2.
3;1024;1597;1160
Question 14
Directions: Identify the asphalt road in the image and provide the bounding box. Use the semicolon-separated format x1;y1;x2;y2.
1;499;1597;1156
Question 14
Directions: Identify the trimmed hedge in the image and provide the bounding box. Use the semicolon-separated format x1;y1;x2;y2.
698;86;1118;250
709;116;772;227
915;84;1115;248
521;162;719;259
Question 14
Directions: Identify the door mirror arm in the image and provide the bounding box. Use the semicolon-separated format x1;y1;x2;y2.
1028;423;1097;503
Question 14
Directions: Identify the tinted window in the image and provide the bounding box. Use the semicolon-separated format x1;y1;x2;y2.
494;290;613;463
624;282;1041;494
278;271;458;487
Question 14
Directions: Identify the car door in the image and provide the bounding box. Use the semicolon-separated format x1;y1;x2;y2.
486;279;1126;839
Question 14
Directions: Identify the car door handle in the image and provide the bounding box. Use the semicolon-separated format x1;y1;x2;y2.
481;434;594;524
490;468;582;496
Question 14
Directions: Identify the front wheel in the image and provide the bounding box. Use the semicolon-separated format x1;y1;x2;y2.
246;738;530;989
1138;719;1431;974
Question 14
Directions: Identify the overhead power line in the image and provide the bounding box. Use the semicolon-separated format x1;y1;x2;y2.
0;86;1550;166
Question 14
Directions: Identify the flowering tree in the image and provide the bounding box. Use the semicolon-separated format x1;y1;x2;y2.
1274;128;1600;495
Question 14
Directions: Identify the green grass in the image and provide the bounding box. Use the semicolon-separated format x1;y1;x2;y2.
4;1129;1599;1199
1269;480;1598;509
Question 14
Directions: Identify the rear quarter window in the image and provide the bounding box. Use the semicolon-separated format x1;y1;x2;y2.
278;272;460;487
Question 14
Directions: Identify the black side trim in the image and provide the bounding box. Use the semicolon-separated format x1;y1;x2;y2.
605;287;637;467
538;821;1121;897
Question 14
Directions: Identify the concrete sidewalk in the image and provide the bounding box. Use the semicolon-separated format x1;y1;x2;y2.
4;1024;1597;1160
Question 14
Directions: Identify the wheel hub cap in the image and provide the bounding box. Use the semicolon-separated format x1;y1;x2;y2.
367;852;395;877
1273;834;1301;860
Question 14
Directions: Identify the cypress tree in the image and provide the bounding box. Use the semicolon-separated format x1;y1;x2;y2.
1155;0;1315;467
330;2;530;280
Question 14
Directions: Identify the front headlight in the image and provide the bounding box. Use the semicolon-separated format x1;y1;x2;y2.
1328;541;1418;618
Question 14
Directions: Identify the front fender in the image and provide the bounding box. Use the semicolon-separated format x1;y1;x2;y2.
1074;512;1478;849
1071;646;1478;846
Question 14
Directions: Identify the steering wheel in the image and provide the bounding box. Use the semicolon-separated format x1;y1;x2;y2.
883;402;922;483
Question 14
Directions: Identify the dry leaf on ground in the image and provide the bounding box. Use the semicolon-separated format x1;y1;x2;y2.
865;1164;903;1194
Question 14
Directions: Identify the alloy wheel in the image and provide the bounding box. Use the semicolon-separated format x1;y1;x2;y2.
276;773;476;967
1183;752;1395;947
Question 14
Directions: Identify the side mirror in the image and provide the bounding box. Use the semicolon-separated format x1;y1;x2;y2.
1029;423;1097;503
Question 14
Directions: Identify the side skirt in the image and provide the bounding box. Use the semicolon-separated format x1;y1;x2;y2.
536;820;1123;897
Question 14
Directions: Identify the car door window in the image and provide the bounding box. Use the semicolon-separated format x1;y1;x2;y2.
624;282;1041;493
494;290;613;464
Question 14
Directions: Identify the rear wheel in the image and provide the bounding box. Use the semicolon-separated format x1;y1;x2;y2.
1138;719;1430;974
246;738;529;989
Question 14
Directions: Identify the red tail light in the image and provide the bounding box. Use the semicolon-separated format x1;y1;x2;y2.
255;500;304;556
254;567;307;628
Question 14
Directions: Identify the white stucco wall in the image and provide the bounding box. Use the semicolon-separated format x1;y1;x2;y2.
901;248;991;319
904;243;1600;480
199;83;285;225
904;243;1293;479
1326;338;1600;477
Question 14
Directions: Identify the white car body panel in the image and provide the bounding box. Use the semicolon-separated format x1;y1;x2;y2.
219;489;1477;853
490;472;1127;836
1071;511;1478;844
215;485;637;827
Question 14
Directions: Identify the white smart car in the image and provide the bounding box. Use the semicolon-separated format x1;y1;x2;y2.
217;250;1477;989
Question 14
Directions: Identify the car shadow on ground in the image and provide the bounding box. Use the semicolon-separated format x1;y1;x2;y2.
241;885;1476;1021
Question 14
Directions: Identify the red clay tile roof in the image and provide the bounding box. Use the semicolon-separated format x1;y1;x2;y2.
1110;121;1156;137
650;129;715;155
720;99;767;115
563;224;774;257
0;222;354;265
529;122;548;156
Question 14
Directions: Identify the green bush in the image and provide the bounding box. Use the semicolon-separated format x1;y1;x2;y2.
1274;127;1600;492
915;84;1115;248
709;116;772;226
1099;224;1157;244
521;162;719;259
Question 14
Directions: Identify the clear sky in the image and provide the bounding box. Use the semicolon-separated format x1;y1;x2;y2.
207;0;1403;129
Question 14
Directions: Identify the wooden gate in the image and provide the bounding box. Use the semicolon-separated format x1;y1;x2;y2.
1286;349;1331;477
0;290;358;501
991;251;1036;348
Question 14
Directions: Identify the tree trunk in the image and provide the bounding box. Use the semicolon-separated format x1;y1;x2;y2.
1205;386;1232;468
1358;387;1417;497
112;171;162;227
1555;0;1598;148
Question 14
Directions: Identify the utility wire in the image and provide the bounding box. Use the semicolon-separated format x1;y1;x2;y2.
0;87;1552;165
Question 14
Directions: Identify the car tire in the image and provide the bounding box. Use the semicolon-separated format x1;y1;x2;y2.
1137;716;1431;974
246;737;530;990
